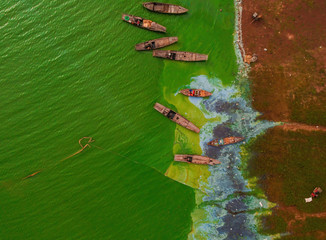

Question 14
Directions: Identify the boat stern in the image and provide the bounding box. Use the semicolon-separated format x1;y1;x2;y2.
122;14;130;21
176;6;188;14
187;122;200;133
153;102;165;113
205;91;213;97
179;89;189;96
197;54;209;61
169;37;178;44
210;158;221;165
150;22;166;33
143;2;153;10
207;139;220;147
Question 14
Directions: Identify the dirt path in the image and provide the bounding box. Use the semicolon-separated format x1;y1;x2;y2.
277;205;326;233
240;0;326;238
277;122;326;132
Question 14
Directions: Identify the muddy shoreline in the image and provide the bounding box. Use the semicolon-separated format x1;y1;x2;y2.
240;0;326;238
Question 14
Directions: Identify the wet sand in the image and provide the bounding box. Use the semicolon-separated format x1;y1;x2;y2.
241;0;326;238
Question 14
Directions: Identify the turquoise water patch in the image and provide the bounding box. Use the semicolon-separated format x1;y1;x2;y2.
183;75;276;240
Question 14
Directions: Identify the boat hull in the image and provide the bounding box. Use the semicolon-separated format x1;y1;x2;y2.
174;155;220;165
122;14;166;33
135;37;178;51
154;103;200;133
143;2;188;14
208;137;244;147
153;50;208;61
179;89;212;97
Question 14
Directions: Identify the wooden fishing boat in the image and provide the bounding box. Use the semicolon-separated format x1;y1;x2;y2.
208;137;244;147
143;2;188;14
154;102;200;133
135;37;178;51
153;50;208;61
174;155;220;165
179;89;212;97
122;14;166;33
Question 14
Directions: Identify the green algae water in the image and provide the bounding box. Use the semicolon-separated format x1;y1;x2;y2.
0;0;275;239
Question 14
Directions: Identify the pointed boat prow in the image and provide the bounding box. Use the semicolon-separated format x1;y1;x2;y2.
154;103;200;133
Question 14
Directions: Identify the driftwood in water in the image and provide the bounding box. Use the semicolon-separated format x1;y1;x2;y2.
60;137;94;162
22;171;41;180
22;137;95;180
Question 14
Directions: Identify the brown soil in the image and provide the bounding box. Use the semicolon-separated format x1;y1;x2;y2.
242;0;326;126
246;127;326;238
241;0;326;238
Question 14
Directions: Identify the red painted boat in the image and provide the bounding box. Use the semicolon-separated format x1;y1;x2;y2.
208;137;244;147
179;89;212;97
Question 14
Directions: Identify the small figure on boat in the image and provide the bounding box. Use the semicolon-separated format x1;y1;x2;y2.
208;137;244;147
122;14;166;33
179;89;212;97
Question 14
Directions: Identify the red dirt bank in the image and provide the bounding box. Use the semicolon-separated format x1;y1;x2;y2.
242;0;326;126
241;0;326;238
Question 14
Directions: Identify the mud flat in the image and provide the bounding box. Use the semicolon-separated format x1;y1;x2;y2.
241;0;326;238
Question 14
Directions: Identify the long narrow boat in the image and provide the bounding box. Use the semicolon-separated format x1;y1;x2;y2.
135;37;178;51
154;102;200;133
180;89;212;97
143;2;188;14
208;137;244;147
122;14;166;33
174;155;220;165
153;50;208;61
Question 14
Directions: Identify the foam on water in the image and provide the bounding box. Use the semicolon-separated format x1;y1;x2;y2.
186;75;277;239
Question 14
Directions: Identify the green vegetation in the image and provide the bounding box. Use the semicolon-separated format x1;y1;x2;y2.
247;127;326;237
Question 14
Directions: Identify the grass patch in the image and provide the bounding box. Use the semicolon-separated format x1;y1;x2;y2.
246;127;326;236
